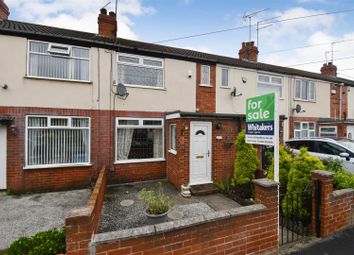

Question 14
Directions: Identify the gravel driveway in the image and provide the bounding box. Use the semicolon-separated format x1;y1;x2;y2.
0;189;90;250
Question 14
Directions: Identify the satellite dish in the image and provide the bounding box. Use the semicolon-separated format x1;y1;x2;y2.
294;104;302;113
116;83;129;98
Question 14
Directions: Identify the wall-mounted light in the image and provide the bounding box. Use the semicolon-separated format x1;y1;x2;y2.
1;84;8;90
187;70;192;79
241;77;247;84
215;122;222;130
10;124;17;135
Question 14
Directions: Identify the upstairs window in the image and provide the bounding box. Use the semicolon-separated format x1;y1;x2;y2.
221;68;229;87
28;41;90;81
200;65;210;85
257;74;283;97
117;53;164;88
294;79;315;101
26;116;90;168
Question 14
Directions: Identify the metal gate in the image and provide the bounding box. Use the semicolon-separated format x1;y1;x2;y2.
279;186;313;245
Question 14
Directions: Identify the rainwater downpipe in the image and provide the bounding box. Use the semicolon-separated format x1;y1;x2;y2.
339;82;344;120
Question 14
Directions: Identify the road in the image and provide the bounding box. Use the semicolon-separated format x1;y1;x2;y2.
292;227;354;255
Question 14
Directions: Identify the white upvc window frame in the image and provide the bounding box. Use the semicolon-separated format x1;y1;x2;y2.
294;79;316;102
319;126;338;137
25;115;91;169
257;73;283;98
200;64;211;86
115;117;165;164
221;68;229;88
27;40;91;82
294;121;316;138
169;124;177;155
117;53;165;89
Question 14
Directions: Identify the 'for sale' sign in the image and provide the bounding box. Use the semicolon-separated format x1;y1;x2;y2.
246;93;276;145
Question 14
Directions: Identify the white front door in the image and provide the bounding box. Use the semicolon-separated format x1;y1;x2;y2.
0;126;6;189
190;122;212;185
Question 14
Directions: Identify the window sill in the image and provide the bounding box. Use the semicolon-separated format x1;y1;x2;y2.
125;84;166;91
293;98;316;103
24;163;92;170
219;86;230;89
115;158;166;164
199;84;213;87
168;149;177;155
24;75;92;84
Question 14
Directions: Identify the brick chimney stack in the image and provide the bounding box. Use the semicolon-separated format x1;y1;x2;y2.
0;0;10;21
238;41;259;62
98;8;117;38
320;62;337;77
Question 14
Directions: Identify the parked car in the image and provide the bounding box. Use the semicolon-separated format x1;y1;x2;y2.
285;137;354;174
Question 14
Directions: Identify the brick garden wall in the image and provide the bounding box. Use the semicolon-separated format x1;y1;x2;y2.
89;178;279;255
66;165;108;255
311;170;354;237
1;106;166;193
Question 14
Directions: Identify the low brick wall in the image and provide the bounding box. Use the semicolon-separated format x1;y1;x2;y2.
312;170;354;237
88;178;279;255
65;166;107;255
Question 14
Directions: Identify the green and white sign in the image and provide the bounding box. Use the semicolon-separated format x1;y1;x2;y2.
246;93;276;145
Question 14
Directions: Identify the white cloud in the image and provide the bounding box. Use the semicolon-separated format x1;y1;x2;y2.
6;0;156;39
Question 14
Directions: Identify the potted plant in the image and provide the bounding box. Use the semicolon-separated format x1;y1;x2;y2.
139;182;174;224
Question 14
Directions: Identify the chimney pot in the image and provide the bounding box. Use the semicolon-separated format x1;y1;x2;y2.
100;8;107;15
238;41;259;62
109;11;116;17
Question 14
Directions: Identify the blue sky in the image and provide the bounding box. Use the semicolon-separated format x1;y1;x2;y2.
6;0;354;79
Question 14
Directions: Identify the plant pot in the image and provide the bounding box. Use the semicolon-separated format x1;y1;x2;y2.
145;209;169;225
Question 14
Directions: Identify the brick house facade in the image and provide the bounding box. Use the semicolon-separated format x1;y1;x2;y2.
1;7;354;192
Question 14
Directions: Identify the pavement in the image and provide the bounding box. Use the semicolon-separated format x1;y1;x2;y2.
0;189;90;250
291;227;354;255
99;180;241;233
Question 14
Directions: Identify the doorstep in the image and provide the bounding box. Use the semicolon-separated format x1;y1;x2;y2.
189;183;218;196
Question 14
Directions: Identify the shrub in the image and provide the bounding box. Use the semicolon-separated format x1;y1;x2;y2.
267;146;293;190
3;227;65;255
139;182;174;215
322;158;354;189
231;130;259;186
283;147;325;218
215;178;233;194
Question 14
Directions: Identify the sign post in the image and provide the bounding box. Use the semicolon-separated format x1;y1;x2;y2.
245;92;279;182
246;92;279;246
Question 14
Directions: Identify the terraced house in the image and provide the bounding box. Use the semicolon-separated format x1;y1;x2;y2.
1;1;354;193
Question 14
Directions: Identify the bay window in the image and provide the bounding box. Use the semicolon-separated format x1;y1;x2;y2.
116;118;164;162
117;53;164;88
26;116;90;168
28;41;90;81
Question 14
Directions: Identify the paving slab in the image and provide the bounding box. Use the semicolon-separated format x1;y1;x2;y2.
0;189;90;250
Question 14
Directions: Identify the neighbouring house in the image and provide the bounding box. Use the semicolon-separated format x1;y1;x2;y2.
1;2;354;193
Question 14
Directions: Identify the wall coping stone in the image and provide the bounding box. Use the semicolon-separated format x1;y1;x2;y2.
252;178;279;188
333;188;354;198
91;204;266;245
311;170;334;177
